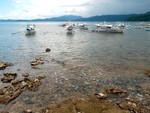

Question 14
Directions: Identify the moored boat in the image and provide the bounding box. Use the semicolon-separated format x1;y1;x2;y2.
25;24;36;35
66;25;74;34
91;23;124;33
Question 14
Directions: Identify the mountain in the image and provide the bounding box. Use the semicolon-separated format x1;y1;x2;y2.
33;15;83;21
0;15;83;22
126;11;150;21
0;11;150;22
145;11;150;14
77;15;132;21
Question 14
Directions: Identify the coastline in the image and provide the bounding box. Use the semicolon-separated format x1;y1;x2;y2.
0;56;150;113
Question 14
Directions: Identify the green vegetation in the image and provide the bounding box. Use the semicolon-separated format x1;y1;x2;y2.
126;11;150;21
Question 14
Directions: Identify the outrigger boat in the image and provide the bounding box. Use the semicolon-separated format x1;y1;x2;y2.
66;25;74;34
25;24;36;35
91;23;124;33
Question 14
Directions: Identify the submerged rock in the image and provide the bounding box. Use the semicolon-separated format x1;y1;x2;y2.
40;96;129;113
144;69;150;77
104;86;127;96
1;73;17;83
22;73;29;77
118;101;148;113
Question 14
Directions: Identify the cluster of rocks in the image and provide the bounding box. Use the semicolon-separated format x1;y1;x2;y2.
95;86;127;100
118;100;147;113
94;86;149;113
23;89;149;113
0;72;44;104
4;86;146;113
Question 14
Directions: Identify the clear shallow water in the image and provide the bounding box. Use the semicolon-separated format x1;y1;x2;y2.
0;22;150;111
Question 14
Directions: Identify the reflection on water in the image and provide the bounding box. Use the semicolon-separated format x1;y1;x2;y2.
0;22;150;111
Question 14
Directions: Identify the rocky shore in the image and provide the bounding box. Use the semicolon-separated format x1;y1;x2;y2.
0;57;150;113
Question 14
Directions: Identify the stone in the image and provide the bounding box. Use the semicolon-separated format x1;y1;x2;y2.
104;86;127;95
0;61;12;70
0;61;7;70
95;93;107;99
45;48;51;52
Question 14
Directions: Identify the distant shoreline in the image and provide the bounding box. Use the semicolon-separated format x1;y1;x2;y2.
0;12;150;22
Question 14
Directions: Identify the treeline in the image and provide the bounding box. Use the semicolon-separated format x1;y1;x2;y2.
126;11;150;21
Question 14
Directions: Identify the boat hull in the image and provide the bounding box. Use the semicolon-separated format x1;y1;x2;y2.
25;30;36;35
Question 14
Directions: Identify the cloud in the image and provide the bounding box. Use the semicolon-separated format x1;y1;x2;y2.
86;0;150;16
0;0;149;19
2;0;90;19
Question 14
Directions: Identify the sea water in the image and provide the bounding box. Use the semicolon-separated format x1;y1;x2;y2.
0;21;150;110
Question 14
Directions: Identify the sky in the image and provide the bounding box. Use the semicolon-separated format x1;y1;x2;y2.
0;0;149;19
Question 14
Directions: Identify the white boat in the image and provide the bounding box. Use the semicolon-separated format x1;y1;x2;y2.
66;25;74;34
78;23;88;30
144;28;150;31
144;24;150;31
91;23;124;33
25;24;36;35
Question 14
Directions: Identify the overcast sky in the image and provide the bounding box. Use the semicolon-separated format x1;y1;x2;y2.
0;0;149;19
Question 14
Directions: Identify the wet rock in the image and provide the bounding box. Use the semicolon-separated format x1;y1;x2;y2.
0;76;44;104
0;61;8;70
51;59;66;67
23;109;32;113
144;69;150;77
104;86;127;96
36;75;45;80
0;61;12;70
1;73;17;83
0;86;22;104
17;69;20;71
0;61;7;70
22;73;29;77
95;93;107;99
45;48;51;52
118;101;148;113
30;58;44;67
12;77;42;92
31;66;40;69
